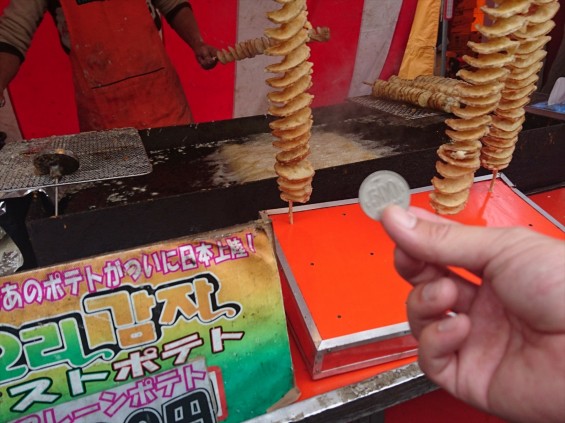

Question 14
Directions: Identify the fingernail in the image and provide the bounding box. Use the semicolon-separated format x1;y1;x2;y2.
391;206;417;229
438;315;458;332
422;282;438;302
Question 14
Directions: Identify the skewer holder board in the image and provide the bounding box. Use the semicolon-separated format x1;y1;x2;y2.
265;175;564;379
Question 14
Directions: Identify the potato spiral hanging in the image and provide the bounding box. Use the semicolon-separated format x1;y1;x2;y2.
215;27;330;64
430;0;527;214
265;0;315;206
480;0;559;173
430;0;559;214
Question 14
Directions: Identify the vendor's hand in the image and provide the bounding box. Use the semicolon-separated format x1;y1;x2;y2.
381;205;565;423
193;42;218;70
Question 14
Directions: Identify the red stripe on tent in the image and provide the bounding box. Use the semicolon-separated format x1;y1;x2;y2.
1;0;78;139
379;0;419;81
163;0;238;123
307;0;365;108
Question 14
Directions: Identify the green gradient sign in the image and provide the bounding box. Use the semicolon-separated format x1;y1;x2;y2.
0;223;295;422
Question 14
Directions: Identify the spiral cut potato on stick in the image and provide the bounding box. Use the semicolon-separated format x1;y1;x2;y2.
216;26;330;64
265;0;315;223
430;0;559;214
481;0;560;176
369;75;461;113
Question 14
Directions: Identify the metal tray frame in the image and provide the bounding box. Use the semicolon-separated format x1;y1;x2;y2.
265;174;563;379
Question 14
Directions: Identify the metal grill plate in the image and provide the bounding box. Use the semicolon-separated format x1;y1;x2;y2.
0;128;152;192
349;95;444;120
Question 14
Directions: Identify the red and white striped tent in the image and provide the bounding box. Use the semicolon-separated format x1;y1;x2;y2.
1;0;430;140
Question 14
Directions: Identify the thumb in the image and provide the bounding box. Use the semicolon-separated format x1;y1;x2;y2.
381;205;507;276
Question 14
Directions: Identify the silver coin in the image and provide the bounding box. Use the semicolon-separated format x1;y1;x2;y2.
358;170;410;221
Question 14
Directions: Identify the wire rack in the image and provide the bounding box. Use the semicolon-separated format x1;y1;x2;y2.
349;95;444;120
0;128;152;193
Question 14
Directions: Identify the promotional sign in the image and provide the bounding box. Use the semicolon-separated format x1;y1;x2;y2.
0;223;296;422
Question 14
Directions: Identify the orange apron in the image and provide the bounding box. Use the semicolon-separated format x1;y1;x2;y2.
60;0;192;131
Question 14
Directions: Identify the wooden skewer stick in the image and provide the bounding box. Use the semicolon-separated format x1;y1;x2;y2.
362;81;373;86
289;201;294;225
489;169;498;192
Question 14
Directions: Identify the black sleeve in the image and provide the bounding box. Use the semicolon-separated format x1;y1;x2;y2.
164;2;192;24
0;42;24;62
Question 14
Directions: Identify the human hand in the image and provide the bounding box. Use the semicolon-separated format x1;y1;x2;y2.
381;205;565;423
193;42;218;70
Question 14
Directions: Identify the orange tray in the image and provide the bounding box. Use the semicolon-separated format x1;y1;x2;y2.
266;175;564;379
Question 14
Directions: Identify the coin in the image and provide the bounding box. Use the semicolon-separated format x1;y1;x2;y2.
358;170;410;221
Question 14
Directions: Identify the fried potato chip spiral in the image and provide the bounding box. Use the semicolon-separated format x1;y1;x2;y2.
431;0;559;214
266;0;315;205
431;1;522;213
481;0;559;172
216;27;330;64
370;75;461;112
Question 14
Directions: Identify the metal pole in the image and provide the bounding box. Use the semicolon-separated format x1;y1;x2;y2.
440;0;448;77
55;181;59;217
